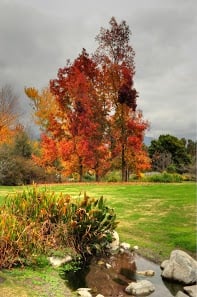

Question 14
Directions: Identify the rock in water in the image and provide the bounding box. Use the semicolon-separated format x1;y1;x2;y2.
125;280;155;296
137;270;155;276
183;284;197;297
77;288;92;297
175;291;188;297
161;250;197;285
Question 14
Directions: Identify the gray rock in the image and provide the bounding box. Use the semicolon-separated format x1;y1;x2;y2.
125;280;155;296
133;245;139;250
137;270;155;276
120;242;131;250
184;284;197;297
161;250;197;284
106;263;112;269
160;259;169;270
48;255;72;267
175;291;188;297
108;230;119;252
77;288;92;297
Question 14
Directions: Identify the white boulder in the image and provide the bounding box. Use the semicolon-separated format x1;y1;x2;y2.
77;288;92;297
48;255;72;267
161;250;197;284
125;280;155;296
120;242;131;250
108;230;119;252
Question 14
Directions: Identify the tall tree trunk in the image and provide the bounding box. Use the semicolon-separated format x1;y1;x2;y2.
121;143;127;182
95;170;100;182
95;162;100;182
121;104;128;182
79;157;83;182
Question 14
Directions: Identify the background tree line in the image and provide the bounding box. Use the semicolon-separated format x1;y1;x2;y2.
0;120;195;185
0;86;195;185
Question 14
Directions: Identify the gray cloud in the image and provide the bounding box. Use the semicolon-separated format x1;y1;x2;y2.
0;0;196;139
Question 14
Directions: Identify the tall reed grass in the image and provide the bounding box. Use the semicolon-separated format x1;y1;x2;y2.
0;187;117;268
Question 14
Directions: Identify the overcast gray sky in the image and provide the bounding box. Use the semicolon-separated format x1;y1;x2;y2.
0;0;196;140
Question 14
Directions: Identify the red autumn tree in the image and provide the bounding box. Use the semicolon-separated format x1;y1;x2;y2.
95;17;150;181
50;49;110;181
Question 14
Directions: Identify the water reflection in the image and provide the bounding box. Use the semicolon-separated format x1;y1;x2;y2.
162;279;184;296
64;266;89;291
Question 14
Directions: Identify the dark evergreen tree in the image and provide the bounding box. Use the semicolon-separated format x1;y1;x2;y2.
149;134;191;173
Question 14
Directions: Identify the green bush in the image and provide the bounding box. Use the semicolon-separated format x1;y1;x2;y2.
0;152;55;185
0;187;117;268
102;170;121;182
67;194;117;259
143;172;183;183
167;164;177;173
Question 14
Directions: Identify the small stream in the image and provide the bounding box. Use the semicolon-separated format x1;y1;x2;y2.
135;254;182;297
64;251;183;297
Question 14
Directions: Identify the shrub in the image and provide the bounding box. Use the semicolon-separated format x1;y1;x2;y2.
0;152;55;185
67;194;117;259
143;172;183;183
0;187;117;268
182;174;196;182
167;164;177;173
102;170;121;182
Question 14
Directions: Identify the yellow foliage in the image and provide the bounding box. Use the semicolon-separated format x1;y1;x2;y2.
25;87;59;129
0;126;15;144
24;87;38;99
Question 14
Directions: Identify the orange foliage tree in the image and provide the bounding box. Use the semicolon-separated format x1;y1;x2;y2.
24;87;64;175
24;87;60;131
94;17;150;180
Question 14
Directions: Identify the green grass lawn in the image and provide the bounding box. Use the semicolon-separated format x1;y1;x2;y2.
0;267;74;297
0;182;196;297
0;182;196;262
